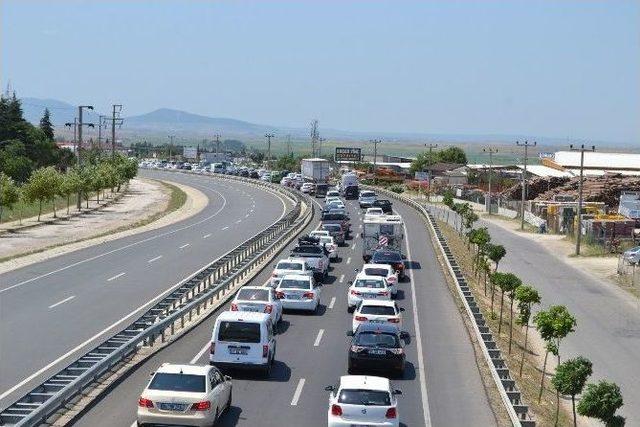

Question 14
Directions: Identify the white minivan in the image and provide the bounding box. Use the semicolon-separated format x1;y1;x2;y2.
209;311;276;376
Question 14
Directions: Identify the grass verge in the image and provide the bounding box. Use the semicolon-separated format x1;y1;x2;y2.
436;218;573;427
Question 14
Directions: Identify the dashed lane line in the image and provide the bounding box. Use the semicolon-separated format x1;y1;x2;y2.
179;243;190;249
346;257;351;265
328;297;336;309
49;295;75;309
313;329;325;347
107;272;126;282
290;378;306;406
203;233;212;239
339;274;345;283
147;255;162;263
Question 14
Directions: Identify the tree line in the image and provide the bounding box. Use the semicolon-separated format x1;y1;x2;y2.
442;191;625;427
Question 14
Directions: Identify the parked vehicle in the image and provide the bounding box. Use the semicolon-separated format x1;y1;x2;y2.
352;300;404;332
326;376;401;427
137;363;232;427
623;246;640;264
346;323;406;376
209;311;276;375
275;274;320;313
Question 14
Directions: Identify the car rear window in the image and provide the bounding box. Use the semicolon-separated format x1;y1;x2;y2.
277;262;303;270
360;305;396;316
218;321;261;343
279;279;311;290
354;331;400;348
354;279;385;289
237;288;269;301
149;373;206;393
338;389;391;406
373;252;403;263
361;191;375;197
364;268;389;277
322;224;342;232
292;246;322;255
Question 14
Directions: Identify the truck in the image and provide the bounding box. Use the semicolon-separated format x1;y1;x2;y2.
301;158;330;183
290;243;329;280
340;172;359;199
362;214;404;261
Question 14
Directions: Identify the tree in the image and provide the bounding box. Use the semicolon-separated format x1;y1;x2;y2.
0;173;20;222
452;202;471;234
469;227;490;271
534;305;577;403
552;356;593;427
60;169;82;215
486;243;507;272
409;147;468;174
438;146;467;164
79;167;95;209
515;285;541;376
39;108;55;140
577;381;624;427
442;190;454;208
492;272;521;335
0;140;33;183
23;166;62;220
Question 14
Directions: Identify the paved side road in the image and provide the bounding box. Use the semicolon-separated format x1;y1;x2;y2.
0;171;291;411
429;203;640;421
73;195;496;427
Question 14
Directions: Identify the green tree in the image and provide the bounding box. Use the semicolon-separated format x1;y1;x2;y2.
515;285;541;376
23;166;62;220
577;380;624;427
492;272;522;336
0;140;33;183
442;190;454;208
39;108;55;140
468;227;490;271
60;169;82;215
409;147;468;174
0;173;20;222
534;305;577;403
79;166;95;209
552;356;593;427
438;146;467;164
486;243;507;272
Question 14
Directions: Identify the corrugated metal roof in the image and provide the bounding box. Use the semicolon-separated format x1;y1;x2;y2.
566;169;640;177
516;165;574;178
553;151;640;170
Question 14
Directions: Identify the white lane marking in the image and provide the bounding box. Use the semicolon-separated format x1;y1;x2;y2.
203;233;212;239
359;224;363;229
191;342;211;364
222;226;229;230
403;223;432;426
49;295;75;309
107;272;126;282
339;274;345;283
346;257;351;265
147;255;163;263
313;329;325;347
245;213;250;218
328;296;336;309
179;243;190;249
236;219;242;224
250;209;254;213
290;378;306;406
351;243;356;250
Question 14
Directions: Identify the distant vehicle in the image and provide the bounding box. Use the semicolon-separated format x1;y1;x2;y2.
340;173;358;190
326;190;340;198
275;274;320;313
365;207;385;220
209;311;276;376
352;300;404;332
372;199;393;214
231;286;283;327
359;191;378;208
315;183;329;198
344;185;359;199
137;363;232;427
301;182;315;194
623;246;640;264
321;223;346;245
309;230;330;239
347;274;392;312
371;249;406;281
212;163;226;174
318;235;339;261
346;323;406;376
321;213;351;237
271;258;314;281
326;375;401;427
290;244;329;279
362;215;404;262
301;158;330;182
325;196;341;205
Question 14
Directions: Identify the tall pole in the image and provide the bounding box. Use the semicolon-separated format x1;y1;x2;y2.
425;143;438;202
370;139;381;179
318;137;326;157
265;133;275;168
77;105;94;208
570;144;595;255
111;105;121;157
483;147;498;214
214;133;221;156
516;140;536;230
168;135;175;161
97;115;104;152
286;134;292;156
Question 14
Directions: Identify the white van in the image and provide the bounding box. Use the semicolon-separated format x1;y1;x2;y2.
209;311;276;376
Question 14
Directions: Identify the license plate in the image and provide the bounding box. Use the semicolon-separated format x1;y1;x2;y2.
351;424;372;427
363;293;376;299
241;305;260;312
229;347;248;355
369;349;386;355
287;294;301;300
159;402;186;411
370;319;384;323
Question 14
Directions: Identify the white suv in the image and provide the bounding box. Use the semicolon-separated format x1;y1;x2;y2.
137;363;232;427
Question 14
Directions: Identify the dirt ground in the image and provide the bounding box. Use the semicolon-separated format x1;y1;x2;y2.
0;178;208;275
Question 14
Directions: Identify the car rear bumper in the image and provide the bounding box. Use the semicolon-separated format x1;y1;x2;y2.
328;415;398;427
137;408;214;427
281;298;317;311
210;360;269;371
349;354;405;371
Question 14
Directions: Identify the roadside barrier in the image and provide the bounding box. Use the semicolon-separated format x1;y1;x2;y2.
0;171;312;427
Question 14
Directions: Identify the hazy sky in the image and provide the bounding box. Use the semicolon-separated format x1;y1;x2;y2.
2;0;639;144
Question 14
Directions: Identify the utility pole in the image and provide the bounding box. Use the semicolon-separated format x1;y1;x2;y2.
570;144;595;255
310;120;319;157
214;133;221;156
265;133;275;168
77;105;94;208
168;135;175;161
65;119;77;160
318;137;326;158
483;147;498;214
424;143;438;202
516;140;536;230
286;134;292;156
370;139;381;182
111;105;123;157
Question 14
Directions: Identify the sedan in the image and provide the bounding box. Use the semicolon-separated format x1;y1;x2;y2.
326;375;401;427
371;249;406;280
318;235;339;261
347;275;391;312
275;274;320;313
347;323;405;376
352;300;404;332
231;286;283;326
137;363;232;427
360;263;398;296
623;246;640;264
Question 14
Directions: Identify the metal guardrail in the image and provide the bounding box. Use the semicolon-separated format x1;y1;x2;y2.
0;172;312;427
362;185;535;427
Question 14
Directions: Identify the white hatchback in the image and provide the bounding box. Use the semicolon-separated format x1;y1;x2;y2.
326;375;401;427
347;274;392;311
137;363;232;427
275;274;320;312
352;300;404;332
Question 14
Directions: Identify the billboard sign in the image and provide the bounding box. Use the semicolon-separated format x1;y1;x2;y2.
335;147;362;162
183;147;198;159
539;152;554;159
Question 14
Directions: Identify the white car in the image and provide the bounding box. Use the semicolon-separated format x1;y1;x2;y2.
137;363;232;427
623;246;640;264
352;300;404;332
275;274;320;312
231;286;283;326
360;264;398;296
318;235;338;260
271;258;314;280
326;375;401;427
325;196;341;205
347;274;391;311
326;200;346;210
359;191;378;208
309;230;330;239
326;190;340;199
365;207;385;220
301;183;315;193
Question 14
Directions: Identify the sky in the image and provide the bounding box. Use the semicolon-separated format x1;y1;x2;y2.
1;0;639;144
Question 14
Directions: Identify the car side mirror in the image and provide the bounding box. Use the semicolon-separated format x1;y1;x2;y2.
346;330;354;337
400;331;410;339
224;375;232;382
324;385;335;392
399;307;405;312
149;371;155;377
347;281;353;285
393;389;403;395
401;255;407;260
353;268;359;273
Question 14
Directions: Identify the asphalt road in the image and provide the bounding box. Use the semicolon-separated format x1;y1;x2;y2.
430;203;640;421
74;194;496;426
0;170;292;411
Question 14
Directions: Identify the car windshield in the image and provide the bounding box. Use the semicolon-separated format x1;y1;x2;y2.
149;373;206;393
237;288;269;301
354;279;385;289
338;389;391;406
354;331;400;348
361;192;375;198
323;225;341;232
277;262;303;270
373;252;403;263
279;279;311;289
292;246;322;254
360;305;396;316
218;321;261;343
364;268;389;277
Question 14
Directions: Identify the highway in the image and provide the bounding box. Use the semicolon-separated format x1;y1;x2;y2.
0;170;293;411
73;194;497;426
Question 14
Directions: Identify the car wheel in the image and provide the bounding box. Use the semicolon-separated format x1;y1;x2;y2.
313;302;319;314
347;364;355;375
264;357;273;378
347;305;354;313
226;390;232;411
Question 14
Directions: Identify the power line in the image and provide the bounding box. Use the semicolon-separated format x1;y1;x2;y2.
370;139;381;182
